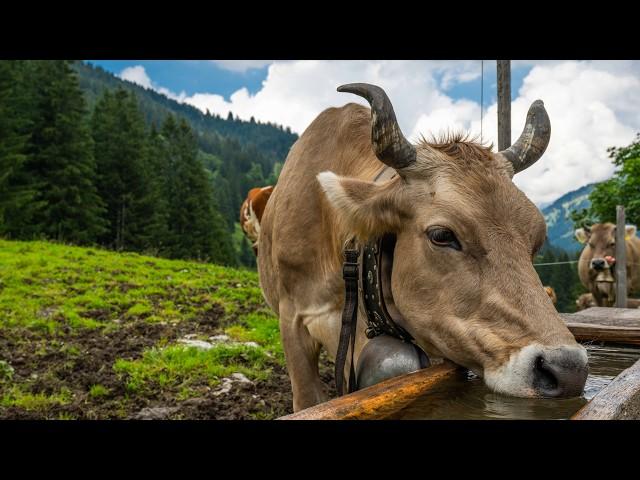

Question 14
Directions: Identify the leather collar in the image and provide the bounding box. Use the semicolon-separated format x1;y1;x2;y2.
358;167;414;343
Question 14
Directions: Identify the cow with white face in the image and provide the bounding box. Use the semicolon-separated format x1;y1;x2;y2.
575;223;640;307
258;83;588;412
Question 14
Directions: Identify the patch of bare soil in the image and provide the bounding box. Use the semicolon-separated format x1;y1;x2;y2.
0;305;336;420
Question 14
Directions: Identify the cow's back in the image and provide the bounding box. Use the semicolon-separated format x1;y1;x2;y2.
258;103;383;311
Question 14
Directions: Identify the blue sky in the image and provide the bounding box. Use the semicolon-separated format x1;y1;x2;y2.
83;60;640;207
88;59;528;105
87;60;269;100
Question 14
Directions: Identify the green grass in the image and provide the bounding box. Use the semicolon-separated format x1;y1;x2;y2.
1;386;72;412
113;344;272;394
0;238;285;419
88;384;110;399
0;239;271;333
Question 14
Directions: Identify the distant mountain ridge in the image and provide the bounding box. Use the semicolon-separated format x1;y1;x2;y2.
73;61;299;233
542;183;596;253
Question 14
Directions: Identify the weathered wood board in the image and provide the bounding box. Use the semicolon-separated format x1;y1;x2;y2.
561;307;640;327
561;307;640;345
571;358;640;420
279;361;461;420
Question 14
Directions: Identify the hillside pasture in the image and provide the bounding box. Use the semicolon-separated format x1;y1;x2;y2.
0;239;334;419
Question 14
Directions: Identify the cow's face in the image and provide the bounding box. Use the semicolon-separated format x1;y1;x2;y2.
320;144;586;398
318;83;588;398
575;223;636;304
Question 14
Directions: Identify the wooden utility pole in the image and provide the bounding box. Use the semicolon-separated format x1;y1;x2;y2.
615;205;628;308
497;60;511;150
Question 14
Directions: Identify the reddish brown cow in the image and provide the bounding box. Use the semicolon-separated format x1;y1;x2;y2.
240;186;274;255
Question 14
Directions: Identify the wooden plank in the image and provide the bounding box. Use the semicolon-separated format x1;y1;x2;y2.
561;308;640;327
571;358;640;419
278;361;462;420
497;60;511;151
566;322;640;346
616;206;628;308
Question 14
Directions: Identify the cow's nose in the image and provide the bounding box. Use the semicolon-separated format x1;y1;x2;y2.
591;258;606;271
532;347;588;398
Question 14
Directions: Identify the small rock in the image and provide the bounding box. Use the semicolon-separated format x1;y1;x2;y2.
38;307;58;319
242;342;260;349
235;283;242;288
213;378;234;396
231;372;253;384
209;334;230;343
134;407;179;420
183;333;198;340
178;339;214;350
182;397;209;407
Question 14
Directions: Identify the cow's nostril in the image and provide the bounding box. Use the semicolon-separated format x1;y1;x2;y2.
591;259;606;271
533;355;558;393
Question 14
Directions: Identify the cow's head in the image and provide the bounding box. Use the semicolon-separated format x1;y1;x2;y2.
318;83;588;398
575;222;636;304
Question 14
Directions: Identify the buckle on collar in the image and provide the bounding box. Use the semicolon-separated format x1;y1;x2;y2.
343;250;359;280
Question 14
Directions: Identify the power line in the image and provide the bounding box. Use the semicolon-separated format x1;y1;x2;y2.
533;260;579;266
480;60;483;143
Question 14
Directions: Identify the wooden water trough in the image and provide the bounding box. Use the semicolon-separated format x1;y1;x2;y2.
279;306;640;420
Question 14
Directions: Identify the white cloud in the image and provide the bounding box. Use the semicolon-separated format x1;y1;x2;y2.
118;65;188;103
119;66;153;89
476;61;640;205
125;60;640;207
211;60;274;72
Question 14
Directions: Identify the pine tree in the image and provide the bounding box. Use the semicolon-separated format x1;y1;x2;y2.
12;60;107;243
92;88;160;251
161;116;236;264
0;61;32;231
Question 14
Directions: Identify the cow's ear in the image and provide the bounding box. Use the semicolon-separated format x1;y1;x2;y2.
317;171;409;240
626;225;637;239
575;228;589;244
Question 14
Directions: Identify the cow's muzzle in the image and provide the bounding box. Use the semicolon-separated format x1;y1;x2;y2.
532;348;589;398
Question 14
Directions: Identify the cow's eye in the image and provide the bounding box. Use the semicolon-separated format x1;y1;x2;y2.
608;242;615;248
588;243;595;249
427;227;461;251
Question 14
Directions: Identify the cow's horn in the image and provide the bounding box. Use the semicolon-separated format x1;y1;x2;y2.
497;100;551;175
337;83;416;170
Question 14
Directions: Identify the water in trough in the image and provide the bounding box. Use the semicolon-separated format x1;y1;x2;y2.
389;345;640;420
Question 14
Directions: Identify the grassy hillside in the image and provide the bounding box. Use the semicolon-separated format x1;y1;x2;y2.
0;239;319;419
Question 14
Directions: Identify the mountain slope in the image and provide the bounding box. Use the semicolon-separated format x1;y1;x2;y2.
74;61;297;163
542;183;595;253
72;61;298;232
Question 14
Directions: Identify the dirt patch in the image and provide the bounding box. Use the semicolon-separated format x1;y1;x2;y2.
0;307;336;419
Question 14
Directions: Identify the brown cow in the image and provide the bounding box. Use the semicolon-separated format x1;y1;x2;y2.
240;186;274;255
258;83;587;412
544;286;557;305
575;223;640;307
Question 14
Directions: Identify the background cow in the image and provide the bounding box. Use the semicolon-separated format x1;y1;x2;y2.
240;186;274;255
544;286;558;305
575;223;640;307
258;83;587;411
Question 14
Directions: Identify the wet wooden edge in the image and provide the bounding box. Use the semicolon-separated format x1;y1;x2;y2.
278;361;462;420
279;312;640;420
566;322;640;346
571;357;640;420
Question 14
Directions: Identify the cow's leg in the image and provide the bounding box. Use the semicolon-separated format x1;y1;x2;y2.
279;299;328;412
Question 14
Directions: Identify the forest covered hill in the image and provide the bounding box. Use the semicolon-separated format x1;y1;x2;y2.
74;61;298;237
